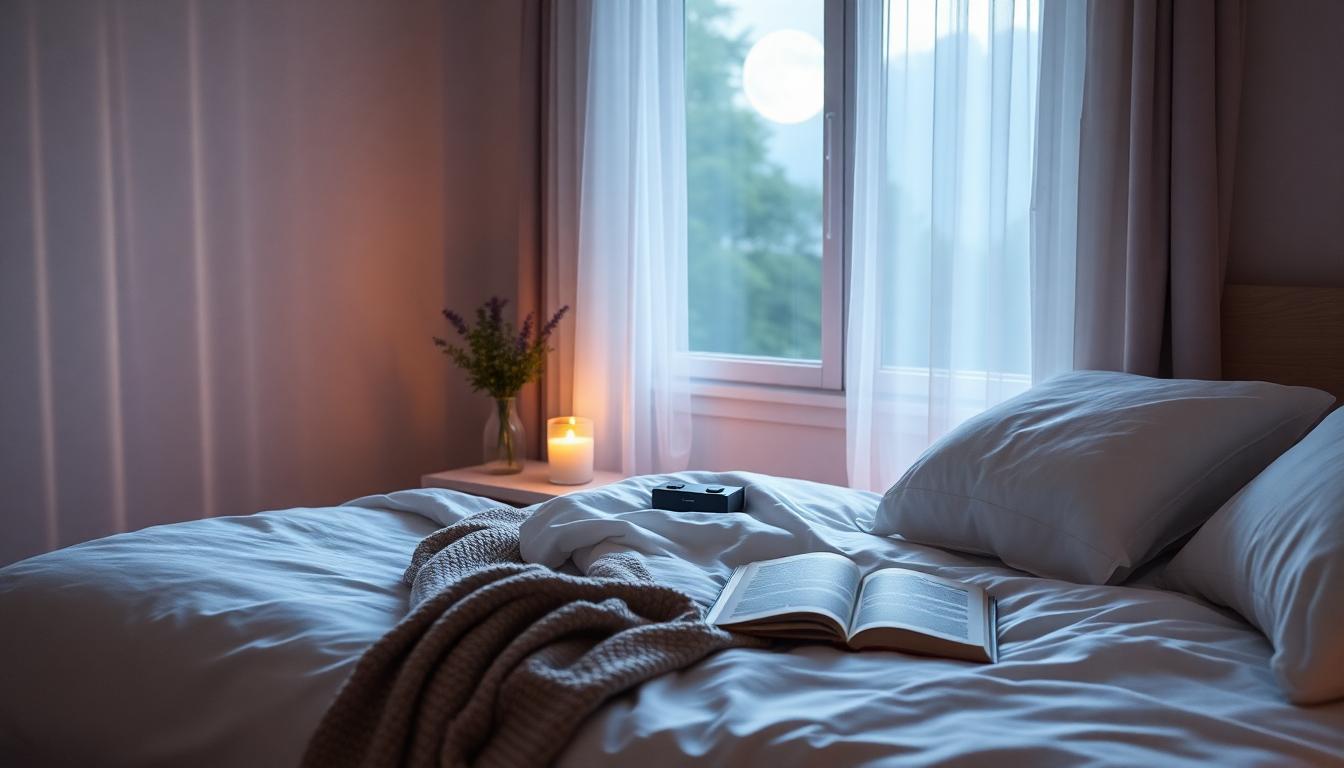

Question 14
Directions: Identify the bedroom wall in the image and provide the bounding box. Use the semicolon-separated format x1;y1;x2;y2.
1227;0;1344;287
0;0;457;566
691;409;848;486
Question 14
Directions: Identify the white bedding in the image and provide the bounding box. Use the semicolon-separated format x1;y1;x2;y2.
1;473;1341;766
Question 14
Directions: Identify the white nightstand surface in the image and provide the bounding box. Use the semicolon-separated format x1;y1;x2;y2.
420;460;626;507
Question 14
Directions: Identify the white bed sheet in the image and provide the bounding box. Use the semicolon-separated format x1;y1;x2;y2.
1;474;1341;767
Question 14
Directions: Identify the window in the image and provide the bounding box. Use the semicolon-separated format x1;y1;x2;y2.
684;0;844;389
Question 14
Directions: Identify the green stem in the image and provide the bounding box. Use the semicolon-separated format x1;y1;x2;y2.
496;398;515;468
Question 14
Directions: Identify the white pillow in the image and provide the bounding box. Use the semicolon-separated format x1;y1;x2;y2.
869;371;1333;585
1164;407;1344;705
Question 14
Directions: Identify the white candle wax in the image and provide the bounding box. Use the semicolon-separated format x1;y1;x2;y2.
547;428;594;485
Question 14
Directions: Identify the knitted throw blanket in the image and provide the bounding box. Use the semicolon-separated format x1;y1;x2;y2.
302;507;754;768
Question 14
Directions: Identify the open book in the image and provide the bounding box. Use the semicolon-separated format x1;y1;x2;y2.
706;552;998;663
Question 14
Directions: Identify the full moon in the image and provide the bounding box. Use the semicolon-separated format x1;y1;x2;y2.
742;30;824;125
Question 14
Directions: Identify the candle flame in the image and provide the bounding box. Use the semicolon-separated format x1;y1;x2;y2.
565;427;576;441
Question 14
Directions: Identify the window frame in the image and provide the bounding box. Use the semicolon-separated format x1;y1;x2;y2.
684;0;848;392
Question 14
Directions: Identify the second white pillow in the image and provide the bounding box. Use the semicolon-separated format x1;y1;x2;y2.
868;371;1333;584
1164;408;1344;704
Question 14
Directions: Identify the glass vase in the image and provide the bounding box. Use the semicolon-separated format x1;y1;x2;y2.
482;396;525;474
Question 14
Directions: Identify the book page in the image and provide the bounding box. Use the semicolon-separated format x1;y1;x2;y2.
720;552;860;628
850;569;977;642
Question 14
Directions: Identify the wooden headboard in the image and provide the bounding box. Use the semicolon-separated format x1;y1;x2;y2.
1222;284;1344;404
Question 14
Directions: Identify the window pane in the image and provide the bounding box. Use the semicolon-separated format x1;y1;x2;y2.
686;0;825;360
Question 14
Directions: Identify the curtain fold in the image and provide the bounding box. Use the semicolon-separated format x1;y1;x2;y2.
846;0;1046;492
0;0;451;566
513;0;546;458
1029;0;1087;382
546;0;692;475
1073;0;1246;379
542;0;588;456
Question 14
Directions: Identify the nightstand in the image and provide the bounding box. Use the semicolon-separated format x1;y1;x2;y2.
420;460;627;507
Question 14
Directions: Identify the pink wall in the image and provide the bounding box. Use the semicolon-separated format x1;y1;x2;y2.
1227;0;1344;287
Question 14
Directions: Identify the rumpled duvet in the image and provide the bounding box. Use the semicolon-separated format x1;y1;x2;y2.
302;506;755;768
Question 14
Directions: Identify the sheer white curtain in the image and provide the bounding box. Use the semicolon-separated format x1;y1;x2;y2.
547;0;692;475
848;0;1074;491
1030;0;1086;383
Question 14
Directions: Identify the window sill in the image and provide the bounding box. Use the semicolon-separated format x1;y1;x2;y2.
689;379;845;430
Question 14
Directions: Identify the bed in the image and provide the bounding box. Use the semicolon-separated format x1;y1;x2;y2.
1;284;1342;766
1;473;1341;767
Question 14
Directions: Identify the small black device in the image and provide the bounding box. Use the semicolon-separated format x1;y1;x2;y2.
651;482;746;513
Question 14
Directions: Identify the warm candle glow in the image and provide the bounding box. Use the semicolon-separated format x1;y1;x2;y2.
547;416;594;485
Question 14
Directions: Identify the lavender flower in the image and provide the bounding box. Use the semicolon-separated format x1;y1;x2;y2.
516;313;534;353
434;299;570;399
539;305;569;341
487;296;506;328
442;309;469;337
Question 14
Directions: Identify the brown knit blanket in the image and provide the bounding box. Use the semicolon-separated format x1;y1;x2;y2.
302;506;755;768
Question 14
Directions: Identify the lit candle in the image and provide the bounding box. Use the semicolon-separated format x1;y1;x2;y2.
547;416;594;485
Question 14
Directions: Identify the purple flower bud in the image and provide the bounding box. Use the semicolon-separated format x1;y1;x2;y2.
516;313;534;352
442;309;469;337
487;296;507;327
539;305;569;341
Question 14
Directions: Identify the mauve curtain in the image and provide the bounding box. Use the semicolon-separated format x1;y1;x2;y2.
1074;0;1246;379
545;0;692;475
0;0;451;566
